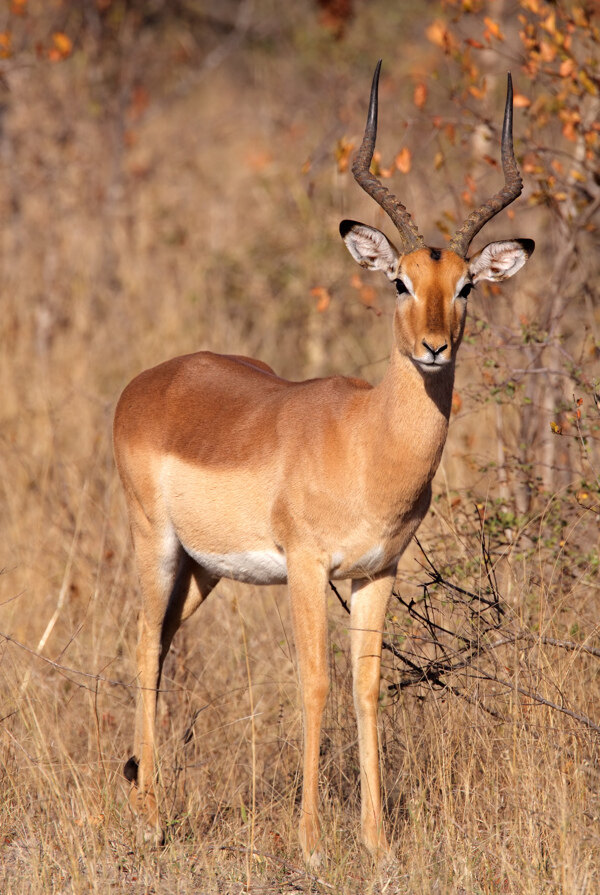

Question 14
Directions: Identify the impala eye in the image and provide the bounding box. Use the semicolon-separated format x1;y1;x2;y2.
459;283;473;299
395;278;408;296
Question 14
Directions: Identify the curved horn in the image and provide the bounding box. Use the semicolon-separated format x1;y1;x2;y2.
449;73;524;257
352;60;425;253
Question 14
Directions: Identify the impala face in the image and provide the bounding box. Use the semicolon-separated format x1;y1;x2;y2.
392;247;469;371
394;249;473;373
340;221;533;375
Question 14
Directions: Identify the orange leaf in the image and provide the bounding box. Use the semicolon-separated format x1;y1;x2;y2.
465;38;485;49
425;20;458;53
513;92;531;108
51;31;72;59
426;20;445;48
310;286;331;313
0;32;11;58
359;285;377;307
541;11;557;35
334;137;355;174
451;392;462;414
539;40;556;63
395;147;411;174
483;17;504;41
468;84;487;100
369;149;382;176
559;58;575;78
413;82;427;110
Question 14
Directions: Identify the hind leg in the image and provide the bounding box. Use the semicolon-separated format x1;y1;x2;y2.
160;556;219;665
126;519;217;844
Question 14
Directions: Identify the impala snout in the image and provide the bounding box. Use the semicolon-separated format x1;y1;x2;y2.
415;336;451;370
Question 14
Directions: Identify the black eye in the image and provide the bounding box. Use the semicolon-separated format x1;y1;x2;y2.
395;278;408;295
459;283;473;299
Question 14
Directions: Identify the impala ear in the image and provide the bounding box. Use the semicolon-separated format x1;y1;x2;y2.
468;238;535;284
340;220;400;281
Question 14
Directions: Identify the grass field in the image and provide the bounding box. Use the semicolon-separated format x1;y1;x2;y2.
1;3;599;892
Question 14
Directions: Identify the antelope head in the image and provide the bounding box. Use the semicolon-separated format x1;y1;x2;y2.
341;61;534;373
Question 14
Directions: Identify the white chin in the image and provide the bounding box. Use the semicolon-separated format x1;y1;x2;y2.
416;360;444;372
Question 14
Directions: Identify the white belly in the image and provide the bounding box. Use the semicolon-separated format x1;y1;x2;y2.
331;544;386;578
183;546;288;585
183;542;389;586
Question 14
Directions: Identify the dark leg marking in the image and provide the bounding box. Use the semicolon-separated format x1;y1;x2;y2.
124;755;139;784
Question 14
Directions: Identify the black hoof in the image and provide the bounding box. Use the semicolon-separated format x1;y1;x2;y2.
123;755;139;784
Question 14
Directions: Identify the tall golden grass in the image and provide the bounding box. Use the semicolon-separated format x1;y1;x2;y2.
1;3;599;892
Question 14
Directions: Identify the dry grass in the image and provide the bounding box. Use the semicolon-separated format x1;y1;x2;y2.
1;3;600;892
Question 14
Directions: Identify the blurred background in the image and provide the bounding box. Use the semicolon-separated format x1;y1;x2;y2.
1;2;599;892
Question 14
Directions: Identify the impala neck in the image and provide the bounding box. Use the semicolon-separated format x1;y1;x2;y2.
372;339;455;476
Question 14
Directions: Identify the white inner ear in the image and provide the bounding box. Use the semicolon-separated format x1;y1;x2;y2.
342;223;400;280
469;240;531;283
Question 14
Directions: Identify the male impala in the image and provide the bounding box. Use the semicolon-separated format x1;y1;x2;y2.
114;62;534;864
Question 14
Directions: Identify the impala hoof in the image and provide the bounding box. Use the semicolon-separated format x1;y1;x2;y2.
135;819;165;848
363;832;395;866
305;847;324;870
299;818;324;869
125;767;164;847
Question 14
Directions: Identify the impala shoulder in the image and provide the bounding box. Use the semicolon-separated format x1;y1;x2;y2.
314;374;373;394
343;375;373;391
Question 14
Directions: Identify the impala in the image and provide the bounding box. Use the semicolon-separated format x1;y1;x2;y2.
113;62;534;865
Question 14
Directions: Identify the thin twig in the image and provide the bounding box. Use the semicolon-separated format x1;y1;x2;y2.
330;539;600;735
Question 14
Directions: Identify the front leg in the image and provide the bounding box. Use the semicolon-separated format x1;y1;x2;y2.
286;553;330;867
350;572;395;858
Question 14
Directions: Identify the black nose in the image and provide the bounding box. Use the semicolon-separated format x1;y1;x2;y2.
422;339;448;357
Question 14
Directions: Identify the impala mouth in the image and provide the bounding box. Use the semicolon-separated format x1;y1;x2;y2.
413;355;451;372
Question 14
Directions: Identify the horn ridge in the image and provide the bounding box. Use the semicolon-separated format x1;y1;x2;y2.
351;61;425;253
449;73;524;258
